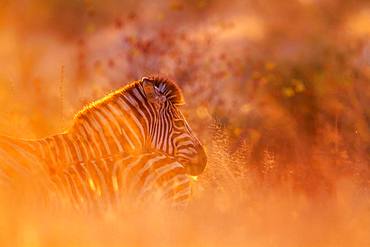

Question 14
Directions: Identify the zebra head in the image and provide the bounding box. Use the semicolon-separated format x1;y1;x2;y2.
141;77;207;176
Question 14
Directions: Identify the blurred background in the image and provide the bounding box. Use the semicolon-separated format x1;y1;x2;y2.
0;0;369;246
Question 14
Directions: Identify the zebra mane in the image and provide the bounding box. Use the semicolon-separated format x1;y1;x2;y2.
71;77;184;128
144;76;185;106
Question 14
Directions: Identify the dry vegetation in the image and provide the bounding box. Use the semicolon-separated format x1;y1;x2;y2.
0;0;369;246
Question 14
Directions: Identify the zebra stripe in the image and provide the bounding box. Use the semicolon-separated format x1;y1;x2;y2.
41;152;192;212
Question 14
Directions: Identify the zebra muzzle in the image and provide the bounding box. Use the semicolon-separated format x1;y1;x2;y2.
184;145;207;176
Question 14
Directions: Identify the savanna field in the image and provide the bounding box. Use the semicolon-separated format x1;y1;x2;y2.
0;0;369;246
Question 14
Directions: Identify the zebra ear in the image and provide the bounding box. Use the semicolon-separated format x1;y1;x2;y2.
142;77;166;105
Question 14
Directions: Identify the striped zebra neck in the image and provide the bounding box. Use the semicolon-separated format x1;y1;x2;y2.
67;80;152;159
25;81;152;174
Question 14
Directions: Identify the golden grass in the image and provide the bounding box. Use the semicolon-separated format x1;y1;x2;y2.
0;0;369;246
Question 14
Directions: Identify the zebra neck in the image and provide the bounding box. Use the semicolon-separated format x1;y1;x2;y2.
68;95;150;159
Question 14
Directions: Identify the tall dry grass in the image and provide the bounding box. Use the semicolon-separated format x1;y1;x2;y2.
0;0;369;246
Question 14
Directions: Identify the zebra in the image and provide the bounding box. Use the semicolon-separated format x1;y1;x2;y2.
40;152;193;213
0;76;206;187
